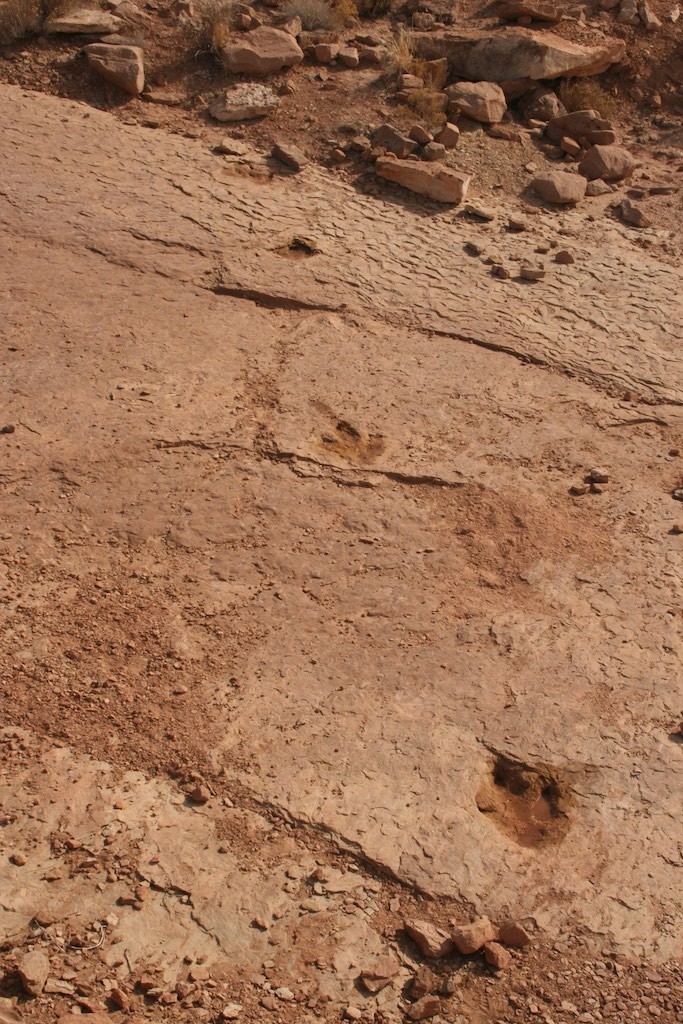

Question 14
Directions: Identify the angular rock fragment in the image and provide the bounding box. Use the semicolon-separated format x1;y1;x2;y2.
499;921;532;946
45;9;122;33
451;915;498;954
376;157;471;204
19;951;49;997
546;109;615;145
272;141;308;171
446;81;507;123
84;44;144;96
532;170;586;203
407;995;442;1020
578;144;636;182
220;27;303;75
404;918;454;958
372;124;417;159
483;940;512;969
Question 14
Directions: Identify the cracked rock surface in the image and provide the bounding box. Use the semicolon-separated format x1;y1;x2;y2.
0;85;682;1022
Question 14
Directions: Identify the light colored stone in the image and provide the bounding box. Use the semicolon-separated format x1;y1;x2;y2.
338;47;360;67
451;916;498;954
45;9;121;33
216;137;250;156
220;27;303;75
436;122;460;148
407;995;442;1021
209;84;280;122
19;950;49;997
532;170;587;204
578;144;636;182
84;43;144;96
272;141;308;171
446;80;507;123
314;42;339;63
377;157;471;203
483;940;512;969
404;918;454;958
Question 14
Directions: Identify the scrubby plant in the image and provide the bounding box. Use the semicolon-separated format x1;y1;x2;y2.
406;87;446;128
333;0;358;26
356;0;393;15
281;0;340;30
186;0;233;54
413;56;448;91
384;26;415;76
558;77;619;119
0;0;41;45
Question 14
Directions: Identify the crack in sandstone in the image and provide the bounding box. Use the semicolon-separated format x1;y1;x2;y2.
154;438;466;490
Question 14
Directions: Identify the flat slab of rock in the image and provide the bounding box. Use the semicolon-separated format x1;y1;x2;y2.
84;43;144;96
376;156;470;204
413;29;625;81
209;84;280;122
220;26;303;75
272;141;308;171
446;81;506;123
45;9;122;33
532;170;586;204
578;144;636;182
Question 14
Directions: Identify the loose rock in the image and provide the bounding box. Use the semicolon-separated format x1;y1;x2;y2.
272;141;308;171
84;44;144;96
422;142;446;161
372;124;417;159
19;951;50;997
407;995;442;1020
620;198;650;227
483;940;512;969
436;122;460;148
498;921;532;947
220;27;303;75
209;84;280;122
404;918;454;958
446;80;507;123
376;157;470;204
578;144;637;182
451;916;498;954
532;170;587;204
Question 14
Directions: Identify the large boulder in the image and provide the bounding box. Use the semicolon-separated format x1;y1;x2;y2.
546;109;616;145
376;156;470;204
412;29;625;81
532;170;587;204
220;26;303;75
84;44;145;96
209;83;280;121
44;9;122;33
578;144;636;181
446;81;507;123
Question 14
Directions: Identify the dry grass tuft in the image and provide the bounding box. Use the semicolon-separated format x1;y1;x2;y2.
356;0;392;15
406;87;446;128
282;0;339;30
0;0;41;45
384;26;415;76
558;78;619;120
185;0;233;54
